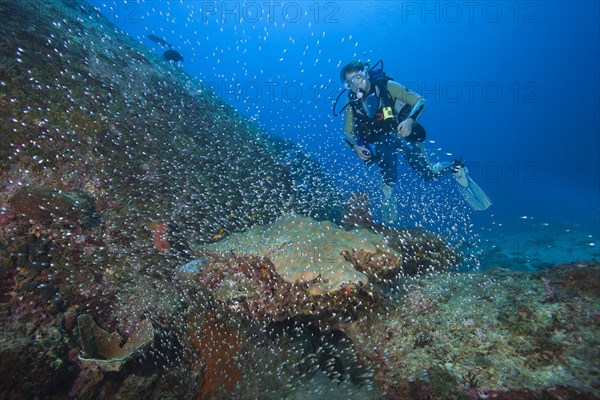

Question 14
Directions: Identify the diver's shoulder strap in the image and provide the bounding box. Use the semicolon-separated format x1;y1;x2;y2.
370;72;396;115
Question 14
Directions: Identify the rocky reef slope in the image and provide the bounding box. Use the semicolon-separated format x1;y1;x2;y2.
0;1;598;399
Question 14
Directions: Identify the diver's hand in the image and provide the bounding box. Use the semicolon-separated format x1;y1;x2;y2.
353;145;372;161
397;118;414;137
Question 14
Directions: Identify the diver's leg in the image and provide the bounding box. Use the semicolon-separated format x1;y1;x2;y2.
374;137;398;188
398;138;443;181
374;137;399;224
400;139;492;210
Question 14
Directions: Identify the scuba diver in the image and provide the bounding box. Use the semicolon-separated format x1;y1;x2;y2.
333;60;491;223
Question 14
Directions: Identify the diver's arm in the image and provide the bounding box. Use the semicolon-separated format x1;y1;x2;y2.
387;80;426;137
386;80;426;123
343;105;360;146
343;107;373;162
343;105;356;141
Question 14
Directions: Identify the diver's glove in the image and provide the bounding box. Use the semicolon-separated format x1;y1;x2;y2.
353;144;373;162
397;118;414;137
397;119;427;142
345;138;375;164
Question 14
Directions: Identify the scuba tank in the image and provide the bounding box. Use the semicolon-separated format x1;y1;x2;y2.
365;60;395;122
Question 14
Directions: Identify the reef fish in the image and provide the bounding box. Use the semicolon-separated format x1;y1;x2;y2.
147;34;173;47
163;49;184;62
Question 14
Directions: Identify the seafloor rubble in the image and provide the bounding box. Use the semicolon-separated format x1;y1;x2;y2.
0;0;599;399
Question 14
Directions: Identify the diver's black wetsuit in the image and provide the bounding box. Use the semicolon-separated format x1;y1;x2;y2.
344;79;450;185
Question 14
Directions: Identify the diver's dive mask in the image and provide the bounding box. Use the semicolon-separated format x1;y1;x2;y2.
343;70;367;91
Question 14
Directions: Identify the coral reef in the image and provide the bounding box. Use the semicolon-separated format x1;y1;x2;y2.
182;251;379;323
0;0;598;399
341;191;374;230
191;214;460;325
0;0;340;397
10;187;99;228
200;213;404;295
188;312;241;399
345;260;600;399
77;314;154;372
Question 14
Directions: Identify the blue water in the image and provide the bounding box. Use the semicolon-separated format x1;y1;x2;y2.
92;0;600;242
